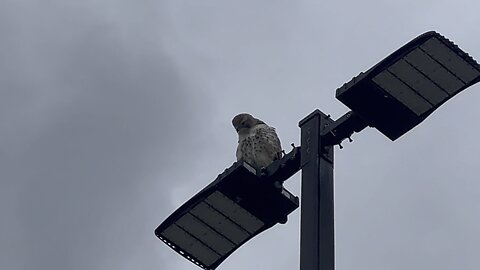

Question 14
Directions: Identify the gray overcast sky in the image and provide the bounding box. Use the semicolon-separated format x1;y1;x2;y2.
1;1;480;270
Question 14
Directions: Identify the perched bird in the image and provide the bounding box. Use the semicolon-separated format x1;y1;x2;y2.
232;113;283;170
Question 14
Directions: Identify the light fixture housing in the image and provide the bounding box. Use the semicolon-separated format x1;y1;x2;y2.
155;155;300;270
336;31;480;141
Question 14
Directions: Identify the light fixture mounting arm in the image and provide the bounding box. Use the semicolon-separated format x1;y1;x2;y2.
320;111;368;147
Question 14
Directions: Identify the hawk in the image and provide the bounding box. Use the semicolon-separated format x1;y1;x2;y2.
232;113;282;170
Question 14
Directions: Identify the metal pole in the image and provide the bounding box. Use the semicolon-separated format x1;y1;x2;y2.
299;110;335;270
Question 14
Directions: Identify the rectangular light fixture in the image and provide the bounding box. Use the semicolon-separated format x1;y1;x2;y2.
336;31;480;140
155;158;300;270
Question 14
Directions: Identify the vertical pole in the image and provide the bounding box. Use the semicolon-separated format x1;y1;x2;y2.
299;110;334;270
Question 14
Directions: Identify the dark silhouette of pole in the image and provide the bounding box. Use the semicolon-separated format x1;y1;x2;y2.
299;110;335;270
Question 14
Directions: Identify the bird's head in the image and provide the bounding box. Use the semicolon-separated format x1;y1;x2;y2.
232;113;265;133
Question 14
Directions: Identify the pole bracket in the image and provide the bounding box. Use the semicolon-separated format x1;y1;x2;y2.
321;111;368;147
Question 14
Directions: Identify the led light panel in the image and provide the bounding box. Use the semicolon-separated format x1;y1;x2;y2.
336;31;480;140
155;160;299;270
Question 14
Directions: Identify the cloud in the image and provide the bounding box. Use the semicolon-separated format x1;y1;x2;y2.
0;1;212;269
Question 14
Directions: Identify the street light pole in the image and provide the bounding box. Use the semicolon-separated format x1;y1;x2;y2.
155;31;480;270
299;110;335;270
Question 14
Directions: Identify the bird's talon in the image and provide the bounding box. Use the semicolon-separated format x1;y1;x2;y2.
260;167;268;177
